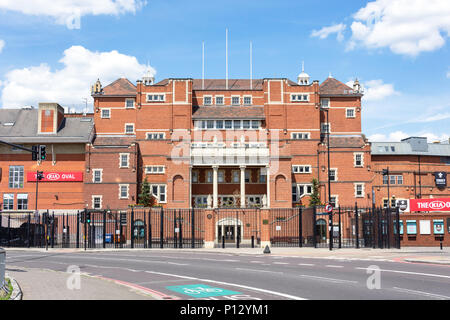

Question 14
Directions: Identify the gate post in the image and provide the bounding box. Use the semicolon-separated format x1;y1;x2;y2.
8;215;11;248
179;210;183;249
51;212;55;248
298;207;303;248
387;207;391;249
260;209;271;248
173;210;177;249
204;209;216;249
143;209;147;249
355;203;360;249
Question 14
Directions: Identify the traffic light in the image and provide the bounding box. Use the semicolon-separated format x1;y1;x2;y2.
36;171;44;181
39;145;46;160
86;212;91;224
32;145;38;161
382;169;389;176
80;211;85;223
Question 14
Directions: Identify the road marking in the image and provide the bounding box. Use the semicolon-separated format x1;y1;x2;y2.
298;263;315;266
326;265;344;268
297;274;358;284
356;267;450;279
235;268;283;274
392;287;450;300
250;261;264;263
143;270;305;300
168;262;189;266
273;262;289;265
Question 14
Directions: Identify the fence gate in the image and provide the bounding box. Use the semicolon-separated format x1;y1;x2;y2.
215;208;261;248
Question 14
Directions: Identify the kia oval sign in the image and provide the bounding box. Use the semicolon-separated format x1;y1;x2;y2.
27;172;83;182
410;198;450;212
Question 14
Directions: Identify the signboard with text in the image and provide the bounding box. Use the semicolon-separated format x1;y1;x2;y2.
409;198;450;212
27;172;83;182
434;172;447;188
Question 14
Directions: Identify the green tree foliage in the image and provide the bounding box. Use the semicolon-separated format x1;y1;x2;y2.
309;178;321;207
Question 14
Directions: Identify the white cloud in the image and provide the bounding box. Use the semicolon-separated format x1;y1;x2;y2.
347;79;399;101
311;23;346;42
447;69;450;78
0;45;155;109
0;39;4;53
349;0;450;56
368;131;449;142
0;0;146;29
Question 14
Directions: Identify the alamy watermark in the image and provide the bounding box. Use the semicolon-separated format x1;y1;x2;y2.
366;265;381;290
66;265;81;290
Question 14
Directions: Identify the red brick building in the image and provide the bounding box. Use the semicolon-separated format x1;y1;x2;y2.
0;103;94;213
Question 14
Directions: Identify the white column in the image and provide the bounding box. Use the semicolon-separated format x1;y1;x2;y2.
240;165;246;208
213;165;218;208
266;165;270;208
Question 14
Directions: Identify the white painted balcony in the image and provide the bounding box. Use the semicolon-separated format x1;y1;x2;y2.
191;143;269;166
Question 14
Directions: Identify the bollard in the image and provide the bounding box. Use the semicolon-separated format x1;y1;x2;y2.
251;236;255;248
440;240;443;250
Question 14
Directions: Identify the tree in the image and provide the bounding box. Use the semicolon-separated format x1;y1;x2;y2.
138;177;153;207
309;178;321;207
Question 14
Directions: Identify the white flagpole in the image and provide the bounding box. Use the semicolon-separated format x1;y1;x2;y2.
202;41;205;90
250;41;253;90
226;28;228;90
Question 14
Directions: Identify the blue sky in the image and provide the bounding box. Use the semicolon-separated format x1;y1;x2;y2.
0;0;449;142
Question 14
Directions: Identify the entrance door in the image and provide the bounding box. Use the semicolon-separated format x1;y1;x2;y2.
224;225;235;243
316;219;327;243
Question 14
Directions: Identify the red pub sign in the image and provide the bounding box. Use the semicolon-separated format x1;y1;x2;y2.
409;198;450;212
27;172;83;182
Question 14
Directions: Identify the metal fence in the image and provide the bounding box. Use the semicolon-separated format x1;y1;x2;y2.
0;206;400;250
0;248;5;289
0;208;205;250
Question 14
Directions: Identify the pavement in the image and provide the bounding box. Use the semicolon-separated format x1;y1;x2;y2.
5;266;156;300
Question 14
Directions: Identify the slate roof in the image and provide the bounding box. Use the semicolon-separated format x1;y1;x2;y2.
319;77;363;97
371;141;450;157
0;108;94;143
95;78;136;96
192;106;265;119
93;136;136;147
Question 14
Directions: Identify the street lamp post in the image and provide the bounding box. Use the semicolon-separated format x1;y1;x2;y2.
323;108;333;251
382;167;390;208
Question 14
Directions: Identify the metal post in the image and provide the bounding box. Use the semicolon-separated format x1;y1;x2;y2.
46;210;49;251
191;209;195;249
27;213;31;248
144;210;147;249
298;207;303;248
355;203;359;249
8;215;11;248
131;208;135;249
103;210;106;249
396;206;401;249
76;211;80;249
251;235;255;248
338;207;342;249
236;211;240;249
51;212;55;248
179;210;183;249
149;210;152;249
222;235;225;249
313;206;317;248
119;212;123;249
173;210;177;249
84;210;87;251
160;207;164;249
326;109;333;251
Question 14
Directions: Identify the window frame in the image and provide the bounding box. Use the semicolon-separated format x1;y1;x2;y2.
9;165;24;189
119;153;130;168
203;95;213;106
354;153;364;167
346;108;356;118
119;184;129;199
125;98;135;109
92;195;102;209
354;183;365;198
124;123;135;135
100;108;111;119
92;169;103;183
149;184;167;203
3;193;14;210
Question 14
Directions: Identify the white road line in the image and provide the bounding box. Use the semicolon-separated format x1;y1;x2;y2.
167;262;189;266
235;268;283;274
144;270;305;300
297;274;358;284
298;263;315;266
326;265;344;268
273;262;289;265
392;287;450;300
250;261;264;263
356;267;450;279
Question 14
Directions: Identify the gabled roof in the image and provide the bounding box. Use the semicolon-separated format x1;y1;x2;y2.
192;106;265;119
99;78;136;96
320;77;362;97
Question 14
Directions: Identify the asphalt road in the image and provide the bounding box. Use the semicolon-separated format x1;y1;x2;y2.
5;249;450;300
